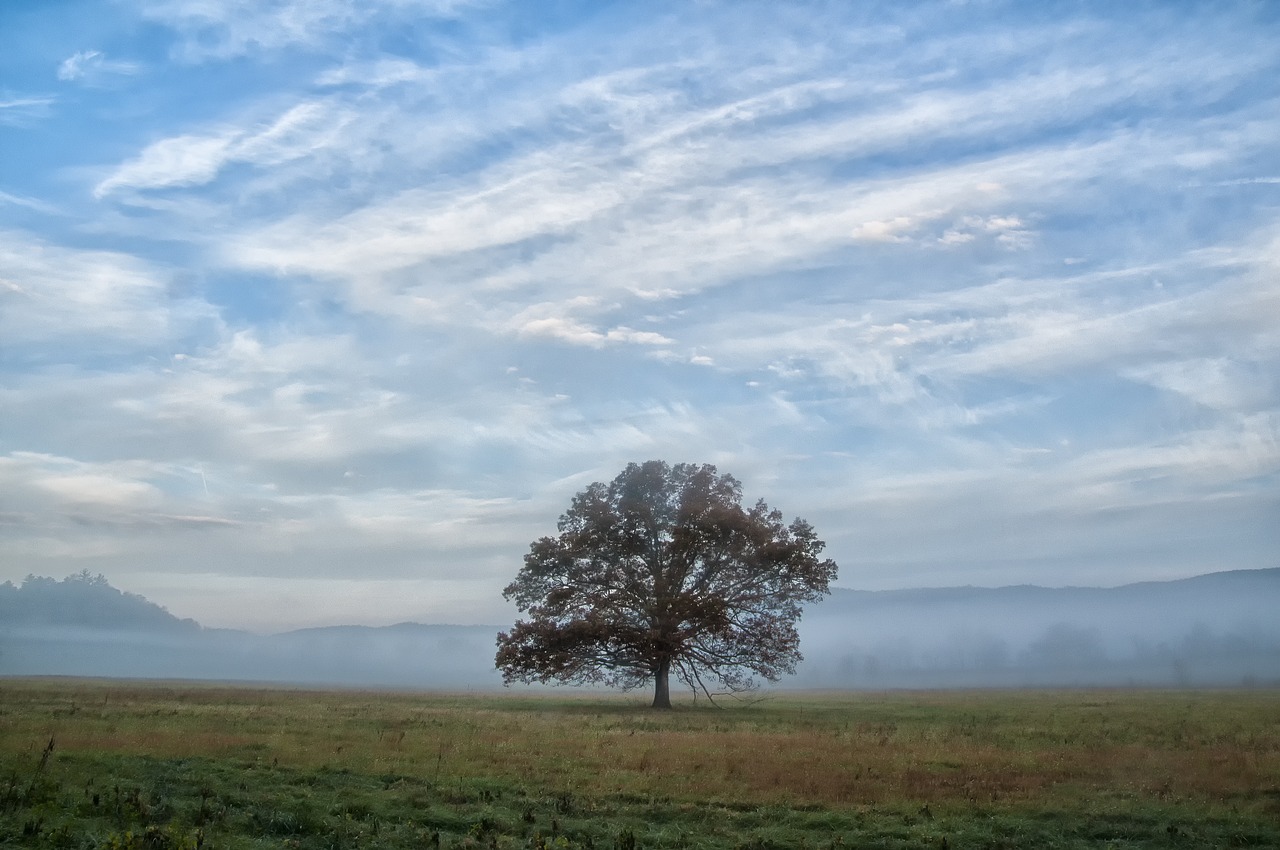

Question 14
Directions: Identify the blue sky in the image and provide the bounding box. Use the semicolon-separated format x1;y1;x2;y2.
2;0;1277;632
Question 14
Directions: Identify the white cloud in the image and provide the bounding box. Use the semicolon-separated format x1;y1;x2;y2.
0;452;174;518
230;102;347;166
230;147;628;278
1065;415;1280;500
34;470;160;510
851;217;917;243
606;327;673;346
95;100;348;197
0;95;54;126
936;214;1034;248
1130;352;1275;412
926;270;1278;382
137;574;508;632
514;317;673;349
57;50;140;83
0;190;61;214
103;1;1280;322
0;229;198;344
316;57;436;88
95;134;236;196
140;0;484;61
937;228;975;245
6;1;1280;626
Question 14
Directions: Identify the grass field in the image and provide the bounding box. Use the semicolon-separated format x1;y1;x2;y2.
1;679;1277;848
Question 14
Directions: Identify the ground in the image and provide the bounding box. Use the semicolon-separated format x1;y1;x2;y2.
1;680;1277;848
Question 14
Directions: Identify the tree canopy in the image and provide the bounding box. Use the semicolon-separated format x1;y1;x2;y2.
495;461;838;708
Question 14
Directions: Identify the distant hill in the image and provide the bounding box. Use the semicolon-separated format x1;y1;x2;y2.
0;571;199;633
0;572;503;688
1;569;1277;689
795;568;1280;688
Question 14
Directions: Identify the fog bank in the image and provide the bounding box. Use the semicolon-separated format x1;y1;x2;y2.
2;569;1276;690
796;569;1280;688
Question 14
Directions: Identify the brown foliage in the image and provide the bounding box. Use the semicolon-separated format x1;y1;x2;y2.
495;461;837;706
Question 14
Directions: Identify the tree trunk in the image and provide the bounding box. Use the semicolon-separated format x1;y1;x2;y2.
651;657;672;709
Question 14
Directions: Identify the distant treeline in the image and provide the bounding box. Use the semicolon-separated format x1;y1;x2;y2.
2;569;1278;690
0;572;501;688
799;620;1280;689
795;569;1280;688
0;571;200;632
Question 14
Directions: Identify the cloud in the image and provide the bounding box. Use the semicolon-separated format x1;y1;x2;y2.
516;317;607;347
937;229;975;245
0;191;60;215
30;464;161;510
101;0;1280;319
0;95;54;126
924;268;1279;382
0;229;207;346
206;42;1274;345
851;217;917;243
1123;358;1273;412
95;101;347;196
0;448;538;615
937;214;1033;248
139;0;484;62
513;306;675;348
316;57;437;89
1205;176;1280;186
606;327;674;346
0;452;188;525
95;134;236;196
5;1;1280;627
56;51;140;84
229;144;628;278
0;384;826;600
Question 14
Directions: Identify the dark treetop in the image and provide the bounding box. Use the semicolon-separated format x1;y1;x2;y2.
495;461;838;708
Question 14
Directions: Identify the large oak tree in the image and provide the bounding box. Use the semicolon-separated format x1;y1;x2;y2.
495;461;837;708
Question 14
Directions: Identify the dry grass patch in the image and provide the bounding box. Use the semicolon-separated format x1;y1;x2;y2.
3;680;1278;848
2;680;1277;810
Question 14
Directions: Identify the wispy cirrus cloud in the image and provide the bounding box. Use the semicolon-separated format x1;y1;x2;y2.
94;101;348;197
0;191;61;215
57;50;140;84
0;229;211;347
139;0;485;62
0;95;54;126
2;1;1278;628
177;23;1275;349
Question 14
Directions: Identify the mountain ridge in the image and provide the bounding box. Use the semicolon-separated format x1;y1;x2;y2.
2;568;1276;689
7;567;1274;635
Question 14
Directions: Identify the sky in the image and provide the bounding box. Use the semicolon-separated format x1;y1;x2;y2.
1;0;1277;633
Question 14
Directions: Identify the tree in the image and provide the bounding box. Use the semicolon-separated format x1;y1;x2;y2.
495;461;838;708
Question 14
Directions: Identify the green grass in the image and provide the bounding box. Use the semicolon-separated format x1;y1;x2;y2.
1;679;1278;848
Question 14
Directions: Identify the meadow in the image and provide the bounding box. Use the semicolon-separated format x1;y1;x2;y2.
1;679;1277;848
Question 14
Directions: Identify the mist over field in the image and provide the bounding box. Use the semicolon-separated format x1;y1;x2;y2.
3;570;1276;690
794;570;1280;688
